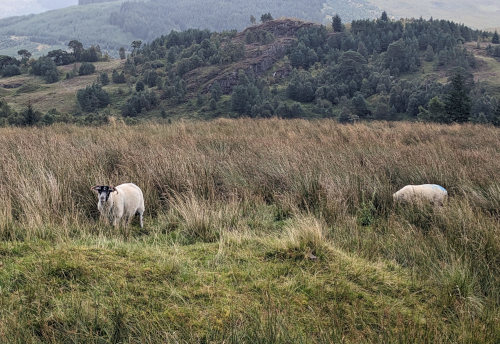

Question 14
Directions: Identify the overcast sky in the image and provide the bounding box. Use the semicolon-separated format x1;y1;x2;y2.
0;0;77;18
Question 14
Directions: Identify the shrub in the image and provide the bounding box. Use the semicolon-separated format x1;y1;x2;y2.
1;65;21;77
31;56;59;83
76;83;110;112
100;72;109;85
112;69;126;83
135;81;145;92
78;62;96;76
44;69;59;83
287;70;316;103
122;90;158;116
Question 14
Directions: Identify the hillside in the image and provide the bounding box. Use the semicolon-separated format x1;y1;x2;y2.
0;0;374;57
0;1;132;57
0;1;77;19
1;17;499;127
368;0;500;29
1;0;498;58
0;120;498;342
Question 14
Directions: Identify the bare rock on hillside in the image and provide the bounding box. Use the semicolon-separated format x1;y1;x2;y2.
185;19;317;95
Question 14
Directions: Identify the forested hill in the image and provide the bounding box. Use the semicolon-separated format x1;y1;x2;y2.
0;0;378;57
1;15;500;127
0;0;497;57
109;0;379;41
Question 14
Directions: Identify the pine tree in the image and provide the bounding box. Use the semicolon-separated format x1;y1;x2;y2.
357;41;368;56
381;11;389;22
492;31;500;44
332;14;343;32
250;15;256;25
351;93;370;118
425;45;434;62
22;104;41;126
209;98;217;111
131;40;142;55
260;13;273;23
492;104;500;126
119;47;126;60
196;92;204;107
445;72;471;123
210;82;222;102
100;72;109;86
136;81;145;92
420;96;448;123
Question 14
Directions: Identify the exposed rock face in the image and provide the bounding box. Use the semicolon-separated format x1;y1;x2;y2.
238;18;317;41
185;19;317;94
1;83;22;89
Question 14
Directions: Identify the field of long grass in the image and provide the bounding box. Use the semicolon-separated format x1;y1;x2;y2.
0;119;499;343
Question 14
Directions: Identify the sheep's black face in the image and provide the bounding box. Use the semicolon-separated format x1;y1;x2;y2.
92;185;115;203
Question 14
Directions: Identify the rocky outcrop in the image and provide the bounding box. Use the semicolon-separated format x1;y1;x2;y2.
1;83;22;89
236;18;317;42
185;19;317;94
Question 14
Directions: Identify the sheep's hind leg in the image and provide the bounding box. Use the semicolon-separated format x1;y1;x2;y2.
139;210;144;229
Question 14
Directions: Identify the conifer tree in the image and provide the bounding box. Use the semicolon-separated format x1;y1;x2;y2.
492;31;499;44
332;14;343;32
260;13;273;23
425;45;434;62
492;104;500;126
22;105;41;126
357;41;368;56
119;47;126;60
445;71;471;123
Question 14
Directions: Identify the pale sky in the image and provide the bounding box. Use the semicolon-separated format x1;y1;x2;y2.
0;0;77;18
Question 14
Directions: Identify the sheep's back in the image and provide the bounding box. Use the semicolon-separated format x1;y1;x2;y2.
115;183;144;211
394;184;447;203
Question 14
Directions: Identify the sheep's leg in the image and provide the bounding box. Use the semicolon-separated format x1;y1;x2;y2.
139;211;144;229
124;215;131;227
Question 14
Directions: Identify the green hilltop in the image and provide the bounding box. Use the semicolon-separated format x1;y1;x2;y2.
0;0;498;58
1;15;500;126
0;0;379;57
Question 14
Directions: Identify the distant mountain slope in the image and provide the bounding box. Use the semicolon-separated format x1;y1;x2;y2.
109;0;378;40
0;0;497;58
368;0;500;29
0;1;133;56
0;0;77;19
2;17;498;125
0;0;377;57
78;0;120;4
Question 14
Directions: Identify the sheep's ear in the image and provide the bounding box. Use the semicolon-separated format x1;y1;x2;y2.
109;186;116;192
91;186;99;192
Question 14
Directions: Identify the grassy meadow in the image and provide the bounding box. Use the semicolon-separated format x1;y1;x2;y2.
0;60;126;114
0;119;499;343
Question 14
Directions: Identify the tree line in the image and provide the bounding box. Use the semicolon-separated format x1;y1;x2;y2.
1;13;500;126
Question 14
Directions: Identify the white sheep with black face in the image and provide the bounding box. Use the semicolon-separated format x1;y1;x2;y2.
393;184;448;206
92;183;145;228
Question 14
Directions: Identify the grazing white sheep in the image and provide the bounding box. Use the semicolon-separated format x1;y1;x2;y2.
92;183;145;228
393;184;448;206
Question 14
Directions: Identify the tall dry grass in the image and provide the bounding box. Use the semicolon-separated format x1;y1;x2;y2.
0;119;499;342
1;119;498;232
